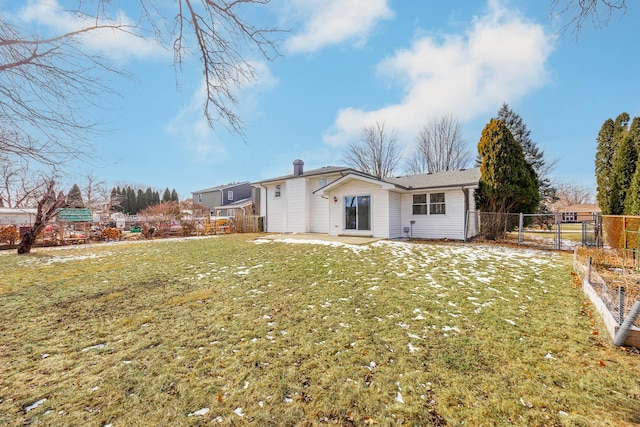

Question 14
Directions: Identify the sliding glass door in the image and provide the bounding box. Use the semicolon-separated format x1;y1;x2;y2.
345;195;370;231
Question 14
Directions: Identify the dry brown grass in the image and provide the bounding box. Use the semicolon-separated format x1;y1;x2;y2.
1;235;639;426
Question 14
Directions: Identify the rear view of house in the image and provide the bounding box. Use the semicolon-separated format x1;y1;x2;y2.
254;160;481;240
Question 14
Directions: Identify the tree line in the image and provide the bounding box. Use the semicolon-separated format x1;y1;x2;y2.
595;112;640;215
109;187;179;215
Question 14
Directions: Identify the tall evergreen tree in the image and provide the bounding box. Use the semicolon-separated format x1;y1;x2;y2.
475;119;540;215
611;130;638;214
137;189;146;211
595;113;638;215
110;187;118;212
145;188;153;208
171;189;179;201
495;103;555;213
153;191;161;205
162;188;171;202
595;118;617;215
624;157;640;215
66;184;85;208
126;187;137;214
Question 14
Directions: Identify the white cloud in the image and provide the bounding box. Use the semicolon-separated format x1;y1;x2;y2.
323;0;554;147
284;0;394;54
16;0;167;61
167;61;277;162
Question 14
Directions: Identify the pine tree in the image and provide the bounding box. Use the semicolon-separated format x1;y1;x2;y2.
162;188;171;202
153;191;160;205
145;188;153;208
137;189;146;211
611;130;638;214
171;189;179;201
495;103;554;213
125;187;136;214
595;118;617;215
624;157;640;215
475;119;540;214
66;184;85;208
110;187;118;211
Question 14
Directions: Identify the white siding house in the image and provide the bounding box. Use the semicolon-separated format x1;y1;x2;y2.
254;160;481;240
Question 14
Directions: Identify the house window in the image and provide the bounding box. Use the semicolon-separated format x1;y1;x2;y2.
228;190;234;201
345;195;371;231
318;178;328;189
430;193;445;214
562;212;577;222
197;194;202;203
412;194;428;215
275;185;281;198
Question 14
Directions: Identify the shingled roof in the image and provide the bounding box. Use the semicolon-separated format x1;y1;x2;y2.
56;208;93;222
384;167;481;190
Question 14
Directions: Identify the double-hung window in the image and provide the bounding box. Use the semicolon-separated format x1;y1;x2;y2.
412;194;428;215
412;193;446;214
429;193;445;214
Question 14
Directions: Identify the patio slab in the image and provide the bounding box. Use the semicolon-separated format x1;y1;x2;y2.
257;233;382;245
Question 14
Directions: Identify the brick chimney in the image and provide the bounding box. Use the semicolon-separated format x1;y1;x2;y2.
293;159;304;176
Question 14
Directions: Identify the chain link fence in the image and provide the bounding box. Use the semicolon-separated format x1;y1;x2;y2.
475;211;601;251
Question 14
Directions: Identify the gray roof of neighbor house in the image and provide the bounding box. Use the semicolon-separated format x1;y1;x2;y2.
214;197;253;210
192;181;250;194
384;167;481;190
253;166;359;184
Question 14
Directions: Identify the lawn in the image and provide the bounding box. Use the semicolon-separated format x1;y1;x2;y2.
0;235;639;426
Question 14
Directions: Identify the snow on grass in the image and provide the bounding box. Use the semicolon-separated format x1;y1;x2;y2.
24;398;47;413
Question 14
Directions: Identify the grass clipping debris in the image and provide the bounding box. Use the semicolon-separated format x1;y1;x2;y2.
1;235;639;426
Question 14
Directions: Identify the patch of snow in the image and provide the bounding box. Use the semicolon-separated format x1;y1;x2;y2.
81;343;106;352
407;343;420;353
395;392;404;403
545;353;556;360
24;398;47;412
234;407;245;416
505;319;517;326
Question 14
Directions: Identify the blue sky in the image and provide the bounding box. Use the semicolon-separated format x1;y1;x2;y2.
5;0;640;199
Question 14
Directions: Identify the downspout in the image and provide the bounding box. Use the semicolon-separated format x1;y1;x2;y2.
259;183;268;232
462;186;468;242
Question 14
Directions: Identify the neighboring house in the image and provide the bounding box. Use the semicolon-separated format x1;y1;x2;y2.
0;207;37;227
191;182;254;217
253;160;481;240
558;204;601;223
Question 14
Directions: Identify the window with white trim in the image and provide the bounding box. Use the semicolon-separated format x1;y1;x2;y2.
197;194;202;203
275;184;281;198
412;194;428;215
318;178;328;189
430;193;445;214
345;195;371;230
228;190;234;201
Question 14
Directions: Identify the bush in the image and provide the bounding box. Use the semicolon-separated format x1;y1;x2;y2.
102;227;122;241
0;225;19;245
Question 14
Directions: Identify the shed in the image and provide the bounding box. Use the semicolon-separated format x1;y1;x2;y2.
55;208;93;243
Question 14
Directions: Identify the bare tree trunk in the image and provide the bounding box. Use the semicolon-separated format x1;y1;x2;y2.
17;181;65;254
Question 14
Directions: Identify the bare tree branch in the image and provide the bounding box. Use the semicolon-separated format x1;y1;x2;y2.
405;115;471;175
551;0;627;34
343;122;403;178
0;1;280;166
